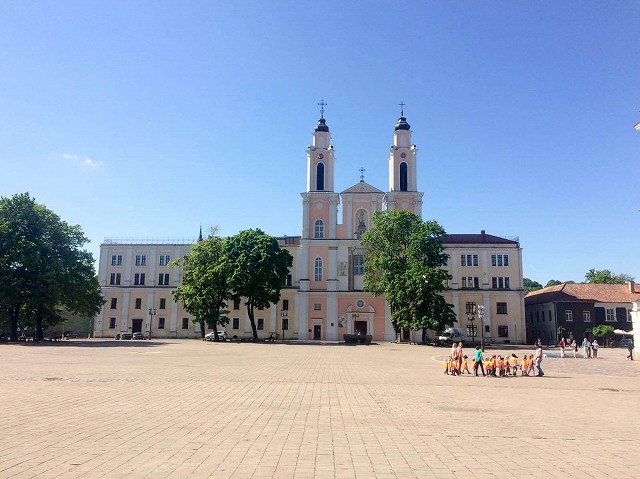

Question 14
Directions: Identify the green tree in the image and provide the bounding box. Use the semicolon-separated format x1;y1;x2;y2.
585;269;634;284
523;278;543;292
360;210;454;341
0;193;103;341
592;325;615;341
227;229;293;340
545;279;563;287
172;232;233;340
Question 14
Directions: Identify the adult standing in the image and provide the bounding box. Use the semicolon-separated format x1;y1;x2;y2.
450;342;458;374
473;345;485;376
581;337;590;359
627;339;634;361
559;337;566;358
456;341;464;373
571;339;578;359
592;339;599;358
534;345;544;376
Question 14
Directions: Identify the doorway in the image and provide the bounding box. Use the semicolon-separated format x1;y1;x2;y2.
132;319;143;333
313;325;321;340
354;320;367;336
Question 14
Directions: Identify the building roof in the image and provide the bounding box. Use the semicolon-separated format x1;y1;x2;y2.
525;283;640;305
443;230;519;245
341;181;384;194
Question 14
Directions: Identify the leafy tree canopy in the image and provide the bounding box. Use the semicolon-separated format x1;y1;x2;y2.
172;231;232;340
592;325;615;339
0;192;103;341
523;278;543;292
585;269;634;284
545;279;563;287
360;210;455;339
227;229;293;340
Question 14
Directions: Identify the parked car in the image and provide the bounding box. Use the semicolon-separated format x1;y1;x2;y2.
205;331;227;341
437;327;472;345
132;332;145;340
119;332;132;340
64;331;80;339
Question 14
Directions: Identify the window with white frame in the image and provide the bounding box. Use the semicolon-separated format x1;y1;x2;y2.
314;219;325;239
109;273;121;285
159;298;166;310
497;302;508;314
565;310;573;322
314;303;322;311
134;273;145;285
109;317;116;329
135;255;147;266
491;277;510;289
461;254;479;267
353;255;364;275
583;311;591;322
465;302;476;314
111;255;123;266
461;276;479;289
314;257;323;281
491;254;509;267
605;308;615;322
159;255;170;266
158;273;170;285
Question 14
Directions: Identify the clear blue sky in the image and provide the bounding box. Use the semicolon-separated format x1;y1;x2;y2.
1;1;639;285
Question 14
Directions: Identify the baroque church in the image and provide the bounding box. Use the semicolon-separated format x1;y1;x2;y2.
94;108;526;343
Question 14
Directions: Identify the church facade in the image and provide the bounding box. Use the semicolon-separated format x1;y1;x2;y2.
94;111;526;344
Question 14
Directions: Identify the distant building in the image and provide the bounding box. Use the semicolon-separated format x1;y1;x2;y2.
524;282;640;344
95;111;526;343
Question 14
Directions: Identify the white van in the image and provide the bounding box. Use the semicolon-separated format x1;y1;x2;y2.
438;327;471;344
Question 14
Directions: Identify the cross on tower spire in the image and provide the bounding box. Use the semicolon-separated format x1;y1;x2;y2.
318;99;327;119
399;101;405;116
359;167;366;182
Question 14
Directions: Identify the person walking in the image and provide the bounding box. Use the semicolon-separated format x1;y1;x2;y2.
559;337;566;358
571;339;578;359
627;339;634;361
534;345;544;376
456;341;464;373
581;337;590;359
473;345;485;376
592;339;599;359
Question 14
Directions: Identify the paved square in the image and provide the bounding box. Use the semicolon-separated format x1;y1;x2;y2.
1;340;639;478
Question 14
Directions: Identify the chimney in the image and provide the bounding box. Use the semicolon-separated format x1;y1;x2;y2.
630;280;635;294
481;230;486;241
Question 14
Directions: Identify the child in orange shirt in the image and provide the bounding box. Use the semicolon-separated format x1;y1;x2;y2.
509;354;519;375
461;355;471;374
527;354;535;375
443;357;450;375
520;357;529;376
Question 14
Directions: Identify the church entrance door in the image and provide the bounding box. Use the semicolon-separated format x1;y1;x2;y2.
132;319;143;333
354;321;367;336
313;325;321;340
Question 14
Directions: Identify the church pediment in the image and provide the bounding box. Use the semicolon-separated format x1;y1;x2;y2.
340;181;384;195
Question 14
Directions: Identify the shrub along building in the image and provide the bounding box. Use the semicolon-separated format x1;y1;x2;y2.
524;282;640;344
94;109;527;343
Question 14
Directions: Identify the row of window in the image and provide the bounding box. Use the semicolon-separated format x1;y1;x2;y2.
110;273;171;286
111;297;290;312
465;301;508;315
108;317;190;330
565;309;631;322
459;254;510;267
111;254;172;266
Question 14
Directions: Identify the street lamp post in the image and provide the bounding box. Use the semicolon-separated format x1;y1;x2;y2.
148;308;156;340
467;313;476;345
281;310;288;342
477;305;485;352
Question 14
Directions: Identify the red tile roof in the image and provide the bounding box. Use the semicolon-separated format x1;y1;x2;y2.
525;283;640;305
443;231;518;245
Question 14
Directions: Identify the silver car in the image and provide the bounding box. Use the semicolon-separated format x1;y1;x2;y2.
205;331;227;341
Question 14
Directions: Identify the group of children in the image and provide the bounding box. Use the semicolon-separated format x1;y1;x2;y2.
443;352;537;377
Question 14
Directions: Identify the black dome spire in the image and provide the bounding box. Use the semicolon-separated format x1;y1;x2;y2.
315;117;329;132
395;115;410;131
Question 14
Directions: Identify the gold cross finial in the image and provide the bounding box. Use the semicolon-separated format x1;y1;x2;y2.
399;101;405;116
318;99;327;119
359;167;365;182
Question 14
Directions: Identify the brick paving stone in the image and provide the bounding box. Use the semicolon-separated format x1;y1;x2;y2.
1;340;639;478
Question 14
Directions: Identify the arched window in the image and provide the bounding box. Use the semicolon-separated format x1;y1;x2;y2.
400;162;408;191
314;257;323;281
316;162;325;191
314;219;325;239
